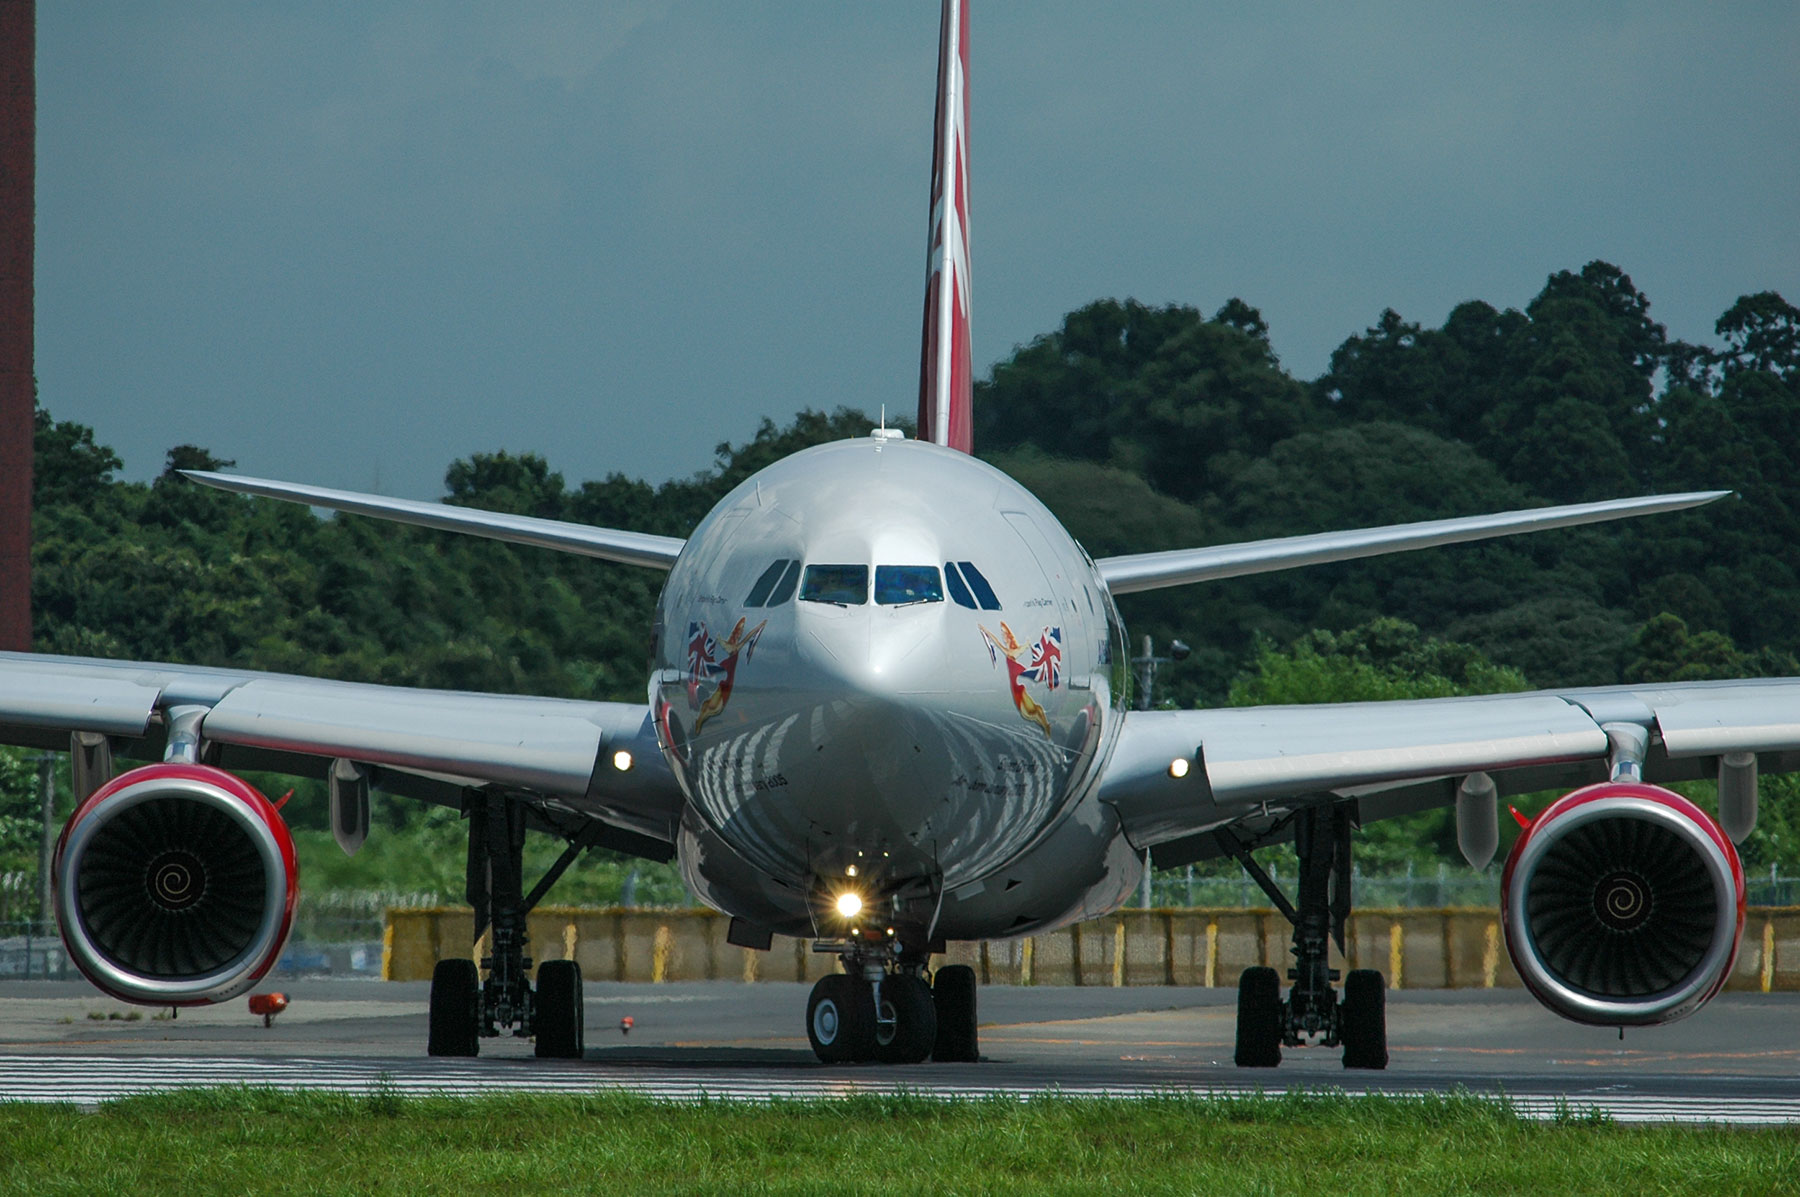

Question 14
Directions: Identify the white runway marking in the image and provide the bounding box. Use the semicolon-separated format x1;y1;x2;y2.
2;1055;1797;1124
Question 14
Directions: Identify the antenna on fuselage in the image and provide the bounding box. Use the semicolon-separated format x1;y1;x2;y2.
871;404;906;443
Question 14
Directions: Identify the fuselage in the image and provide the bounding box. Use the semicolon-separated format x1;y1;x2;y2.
650;434;1143;939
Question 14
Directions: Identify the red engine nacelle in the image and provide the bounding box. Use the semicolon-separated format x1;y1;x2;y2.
1501;780;1744;1027
53;763;298;1006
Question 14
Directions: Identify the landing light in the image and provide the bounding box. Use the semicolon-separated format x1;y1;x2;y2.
835;892;863;919
846;865;858;877
612;750;633;772
1168;758;1190;779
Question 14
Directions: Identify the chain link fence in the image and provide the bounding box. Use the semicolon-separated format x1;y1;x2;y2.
8;870;1800;980
1148;861;1800;908
0;889;439;981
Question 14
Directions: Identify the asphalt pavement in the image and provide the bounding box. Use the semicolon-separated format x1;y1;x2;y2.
2;980;1797;1120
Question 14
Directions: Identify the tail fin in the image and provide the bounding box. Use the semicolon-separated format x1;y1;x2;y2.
917;0;972;453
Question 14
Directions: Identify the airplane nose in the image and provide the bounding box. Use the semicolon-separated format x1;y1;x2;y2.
795;604;944;697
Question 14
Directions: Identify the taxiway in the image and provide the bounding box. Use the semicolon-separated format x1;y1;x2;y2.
2;981;1796;1122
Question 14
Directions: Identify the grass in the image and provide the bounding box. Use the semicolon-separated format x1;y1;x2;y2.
1;1089;1797;1195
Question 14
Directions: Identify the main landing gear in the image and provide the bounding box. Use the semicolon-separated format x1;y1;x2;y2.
804;944;980;1064
1215;800;1389;1070
428;792;589;1060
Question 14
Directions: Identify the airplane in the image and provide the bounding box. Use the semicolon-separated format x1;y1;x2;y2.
1;0;1790;1070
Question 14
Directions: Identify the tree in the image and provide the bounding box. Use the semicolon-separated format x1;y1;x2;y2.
1225;620;1527;869
0;747;44;913
162;445;235;478
1448;596;1634;687
1227;618;1529;707
444;452;568;518
33;404;122;510
975;299;1317;500
1621;612;1798;683
1716;291;1800;380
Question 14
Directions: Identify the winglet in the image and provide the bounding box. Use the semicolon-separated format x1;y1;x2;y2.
916;0;973;453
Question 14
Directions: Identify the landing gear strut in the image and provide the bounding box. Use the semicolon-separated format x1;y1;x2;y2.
427;791;588;1059
1216;800;1388;1070
804;941;979;1064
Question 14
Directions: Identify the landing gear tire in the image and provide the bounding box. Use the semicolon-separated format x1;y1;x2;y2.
1234;966;1283;1068
428;958;480;1058
808;973;874;1063
534;960;585;1059
1340;968;1388;1070
873;974;937;1064
931;964;979;1062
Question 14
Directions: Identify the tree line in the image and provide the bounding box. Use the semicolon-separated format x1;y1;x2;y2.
4;260;1798;893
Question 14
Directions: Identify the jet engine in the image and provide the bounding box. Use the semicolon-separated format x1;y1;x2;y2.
53;763;298;1006
1501;780;1743;1026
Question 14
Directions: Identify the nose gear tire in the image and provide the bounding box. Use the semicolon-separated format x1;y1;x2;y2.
807;973;875;1063
873;973;937;1064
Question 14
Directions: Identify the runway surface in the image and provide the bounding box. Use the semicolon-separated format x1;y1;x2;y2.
3;980;1798;1123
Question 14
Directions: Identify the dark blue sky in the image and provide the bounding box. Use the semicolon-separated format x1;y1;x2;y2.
36;3;1800;498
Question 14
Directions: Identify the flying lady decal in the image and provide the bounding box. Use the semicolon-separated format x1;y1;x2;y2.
980;622;1061;738
687;617;767;733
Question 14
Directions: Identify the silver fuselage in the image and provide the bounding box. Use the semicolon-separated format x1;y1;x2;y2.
650;436;1143;939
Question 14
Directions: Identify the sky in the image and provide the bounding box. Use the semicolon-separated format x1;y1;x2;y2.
35;2;1800;499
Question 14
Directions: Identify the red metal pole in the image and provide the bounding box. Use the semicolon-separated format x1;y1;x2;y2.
0;0;32;653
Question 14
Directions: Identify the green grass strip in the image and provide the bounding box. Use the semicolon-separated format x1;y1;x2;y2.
1;1088;1797;1196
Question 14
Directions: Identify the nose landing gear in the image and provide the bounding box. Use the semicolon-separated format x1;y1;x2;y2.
804;945;980;1064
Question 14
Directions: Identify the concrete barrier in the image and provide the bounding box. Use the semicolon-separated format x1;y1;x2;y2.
382;906;1800;992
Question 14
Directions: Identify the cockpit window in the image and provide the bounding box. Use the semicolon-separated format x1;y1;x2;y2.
956;560;1002;610
943;562;976;609
799;564;868;605
875;565;943;605
766;559;801;606
744;560;789;607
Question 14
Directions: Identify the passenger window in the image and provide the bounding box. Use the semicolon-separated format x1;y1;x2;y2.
766;559;801;606
799;564;868;605
875;565;943;605
956;561;1001;610
944;562;977;609
744;560;788;607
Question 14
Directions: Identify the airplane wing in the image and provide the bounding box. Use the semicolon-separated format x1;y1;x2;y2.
1093;491;1729;595
1098;678;1800;864
0;650;684;858
182;471;686;570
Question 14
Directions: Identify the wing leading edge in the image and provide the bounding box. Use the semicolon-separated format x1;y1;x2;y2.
1099;678;1800;862
1095;490;1730;595
0;651;684;848
183;471;686;570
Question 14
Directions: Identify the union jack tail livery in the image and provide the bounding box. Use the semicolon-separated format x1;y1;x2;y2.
917;0;972;454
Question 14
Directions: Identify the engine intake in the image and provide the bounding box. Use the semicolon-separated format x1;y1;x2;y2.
54;763;298;1006
1502;781;1743;1026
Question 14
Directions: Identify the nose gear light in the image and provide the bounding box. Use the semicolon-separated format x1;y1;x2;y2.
835;891;863;920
